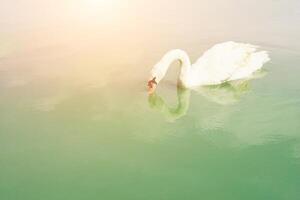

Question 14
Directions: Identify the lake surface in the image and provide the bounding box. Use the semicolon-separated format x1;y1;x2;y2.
0;0;300;199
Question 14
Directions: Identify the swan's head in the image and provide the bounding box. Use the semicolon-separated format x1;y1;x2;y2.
147;77;157;94
147;62;166;94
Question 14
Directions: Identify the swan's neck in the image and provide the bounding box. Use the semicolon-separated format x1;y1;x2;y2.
152;49;191;83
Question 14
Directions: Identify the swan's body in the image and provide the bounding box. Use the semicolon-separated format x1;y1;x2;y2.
148;41;270;91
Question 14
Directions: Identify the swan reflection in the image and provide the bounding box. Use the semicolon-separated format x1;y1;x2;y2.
148;85;191;122
148;70;266;122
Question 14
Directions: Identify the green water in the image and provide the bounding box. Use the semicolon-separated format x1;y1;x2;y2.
1;0;300;199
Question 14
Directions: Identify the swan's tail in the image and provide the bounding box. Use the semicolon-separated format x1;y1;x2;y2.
248;50;270;71
230;50;270;81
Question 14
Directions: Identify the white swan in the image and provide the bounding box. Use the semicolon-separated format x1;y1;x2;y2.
147;41;270;93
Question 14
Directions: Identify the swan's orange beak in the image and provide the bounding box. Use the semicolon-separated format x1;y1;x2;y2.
147;77;157;94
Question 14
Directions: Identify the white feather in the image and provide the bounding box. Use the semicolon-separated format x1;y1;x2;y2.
150;41;270;88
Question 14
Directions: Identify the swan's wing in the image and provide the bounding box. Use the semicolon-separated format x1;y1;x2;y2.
193;41;265;84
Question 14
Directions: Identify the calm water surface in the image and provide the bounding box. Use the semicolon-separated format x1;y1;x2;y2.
1;0;300;199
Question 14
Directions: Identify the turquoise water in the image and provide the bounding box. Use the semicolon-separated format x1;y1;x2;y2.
1;0;300;199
